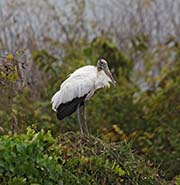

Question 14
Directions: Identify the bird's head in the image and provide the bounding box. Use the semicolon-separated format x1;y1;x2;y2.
97;59;116;85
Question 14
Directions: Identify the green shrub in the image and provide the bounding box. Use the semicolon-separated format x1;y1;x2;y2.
0;128;62;184
134;59;180;180
176;175;180;185
0;128;166;184
59;132;166;185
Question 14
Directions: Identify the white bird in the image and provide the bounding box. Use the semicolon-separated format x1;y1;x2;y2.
51;59;116;135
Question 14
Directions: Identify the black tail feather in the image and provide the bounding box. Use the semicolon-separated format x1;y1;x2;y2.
56;94;87;120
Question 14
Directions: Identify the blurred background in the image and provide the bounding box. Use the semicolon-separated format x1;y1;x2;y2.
0;0;180;182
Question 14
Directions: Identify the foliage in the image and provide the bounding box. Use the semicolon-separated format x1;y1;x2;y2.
133;58;180;180
59;132;167;185
176;175;180;185
0;128;166;185
85;37;133;78
0;128;62;184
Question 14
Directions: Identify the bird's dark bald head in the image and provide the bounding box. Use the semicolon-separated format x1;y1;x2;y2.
97;59;108;71
97;58;116;85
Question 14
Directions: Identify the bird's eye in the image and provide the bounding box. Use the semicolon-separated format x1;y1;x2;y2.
100;60;104;65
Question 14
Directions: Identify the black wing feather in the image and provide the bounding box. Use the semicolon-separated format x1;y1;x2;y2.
56;94;87;120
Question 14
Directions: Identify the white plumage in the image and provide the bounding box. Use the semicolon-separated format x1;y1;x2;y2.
51;59;116;135
51;65;112;111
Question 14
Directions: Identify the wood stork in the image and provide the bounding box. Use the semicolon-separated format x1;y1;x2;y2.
51;59;116;135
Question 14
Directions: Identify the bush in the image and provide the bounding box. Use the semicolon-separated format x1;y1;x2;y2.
0;128;62;184
0;128;166;184
133;59;180;180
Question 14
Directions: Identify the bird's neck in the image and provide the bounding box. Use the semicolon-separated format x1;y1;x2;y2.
97;66;102;72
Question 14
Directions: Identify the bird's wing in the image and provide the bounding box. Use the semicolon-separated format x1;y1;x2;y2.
51;66;97;111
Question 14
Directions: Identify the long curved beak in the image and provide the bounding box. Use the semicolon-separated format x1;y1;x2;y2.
104;68;116;86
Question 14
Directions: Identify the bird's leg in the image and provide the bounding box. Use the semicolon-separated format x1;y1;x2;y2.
82;102;89;136
77;103;83;134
